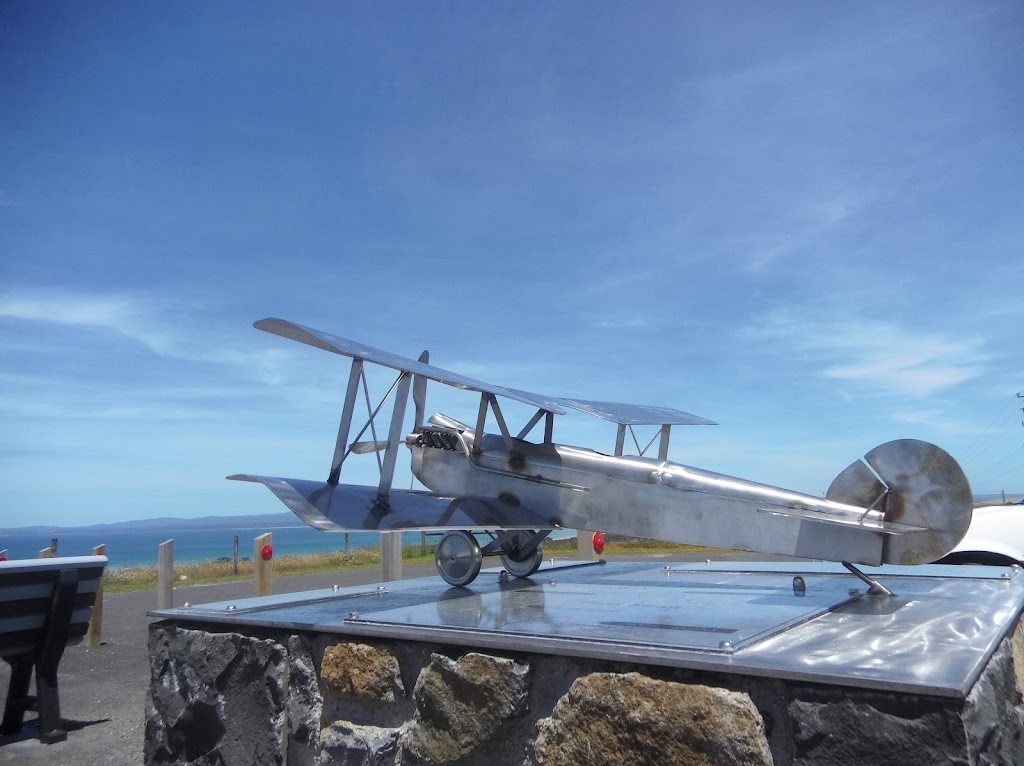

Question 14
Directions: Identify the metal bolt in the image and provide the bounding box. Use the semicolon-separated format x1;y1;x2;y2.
226;604;236;612
377;585;388;594
549;580;557;587
499;570;510;584
705;559;712;565
183;602;191;609
792;576;806;596
332;584;340;592
348;612;360;620
719;640;734;650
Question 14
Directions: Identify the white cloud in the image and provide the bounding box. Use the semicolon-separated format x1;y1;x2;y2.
0;288;177;354
743;310;988;396
890;409;977;434
0;287;302;380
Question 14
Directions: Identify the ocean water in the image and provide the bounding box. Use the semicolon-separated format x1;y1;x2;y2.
0;525;433;569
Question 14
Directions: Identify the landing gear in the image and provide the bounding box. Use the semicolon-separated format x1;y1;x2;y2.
498;531;544;578
433;529;549;586
435;530;482;586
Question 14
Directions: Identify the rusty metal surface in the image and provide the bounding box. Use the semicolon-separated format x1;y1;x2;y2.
864;439;975;564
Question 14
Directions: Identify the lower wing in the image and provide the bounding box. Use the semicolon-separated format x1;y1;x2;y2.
228;474;557;532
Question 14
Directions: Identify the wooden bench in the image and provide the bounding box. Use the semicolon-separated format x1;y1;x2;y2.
1;555;107;743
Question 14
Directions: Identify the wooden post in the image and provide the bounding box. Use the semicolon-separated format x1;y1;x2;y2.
420;531;427;557
85;544;106;648
157;539;174;609
254;532;272;596
381;531;402;581
344;532;349;552
232;535;239;575
576;530;600;561
50;537;58;555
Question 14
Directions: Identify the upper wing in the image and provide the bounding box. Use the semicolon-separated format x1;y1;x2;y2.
255;318;566;413
531;395;716;426
256;318;716;427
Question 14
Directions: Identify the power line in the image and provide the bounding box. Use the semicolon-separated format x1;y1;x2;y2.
961;393;1021;461
970;391;1024;490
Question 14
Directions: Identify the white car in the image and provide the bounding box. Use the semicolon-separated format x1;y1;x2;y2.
938;502;1024;566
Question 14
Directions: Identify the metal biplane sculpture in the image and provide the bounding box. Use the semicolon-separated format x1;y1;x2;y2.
231;319;973;589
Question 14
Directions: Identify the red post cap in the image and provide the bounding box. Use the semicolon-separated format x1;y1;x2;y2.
592;531;605;554
260;544;273;561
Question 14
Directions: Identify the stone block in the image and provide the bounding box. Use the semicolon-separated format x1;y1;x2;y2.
789;689;966;766
527;671;772;766
287;634;323;766
402;652;531;763
321;721;400;766
322;642;405;702
1010;616;1024;702
145;624;288;765
963;619;1024;765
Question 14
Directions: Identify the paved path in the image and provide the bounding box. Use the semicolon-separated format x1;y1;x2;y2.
0;552;760;765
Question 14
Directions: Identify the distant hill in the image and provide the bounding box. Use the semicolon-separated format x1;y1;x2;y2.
0;511;305;536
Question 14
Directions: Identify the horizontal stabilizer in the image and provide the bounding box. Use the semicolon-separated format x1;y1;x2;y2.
228;474;557;532
756;505;929;534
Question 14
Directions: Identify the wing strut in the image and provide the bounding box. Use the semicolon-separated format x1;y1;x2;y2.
516;409;545;440
515;409;556;444
327;355;415;502
377;372;412;506
329;359;364;484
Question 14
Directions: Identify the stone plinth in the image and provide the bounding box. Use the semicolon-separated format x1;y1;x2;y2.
145;617;1024;765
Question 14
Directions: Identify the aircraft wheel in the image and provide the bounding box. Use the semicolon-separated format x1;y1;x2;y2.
499;532;544;578
435;530;482;586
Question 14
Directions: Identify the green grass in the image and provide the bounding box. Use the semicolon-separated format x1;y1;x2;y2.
103;544;436;593
102;537;713;593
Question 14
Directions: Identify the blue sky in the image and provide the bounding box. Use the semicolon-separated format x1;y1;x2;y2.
1;2;1022;529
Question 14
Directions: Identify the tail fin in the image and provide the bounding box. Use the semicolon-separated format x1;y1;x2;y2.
826;439;972;565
